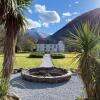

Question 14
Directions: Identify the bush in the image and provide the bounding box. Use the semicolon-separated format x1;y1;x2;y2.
50;53;65;59
28;52;44;58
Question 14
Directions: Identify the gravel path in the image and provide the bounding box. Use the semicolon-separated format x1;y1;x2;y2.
9;54;87;100
9;73;87;100
39;54;53;68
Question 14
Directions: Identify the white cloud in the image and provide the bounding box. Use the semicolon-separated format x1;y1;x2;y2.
73;12;79;15
42;22;49;27
66;18;72;22
34;4;60;26
62;11;79;17
75;1;79;4
27;7;32;14
63;11;79;23
35;4;46;13
63;12;72;17
28;9;32;14
27;18;41;29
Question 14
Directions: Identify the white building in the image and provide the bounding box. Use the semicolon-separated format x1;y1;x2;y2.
36;40;65;52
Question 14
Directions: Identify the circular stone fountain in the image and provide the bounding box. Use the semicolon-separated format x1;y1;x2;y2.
21;67;72;83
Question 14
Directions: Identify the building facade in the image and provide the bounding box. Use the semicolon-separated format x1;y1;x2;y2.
36;40;65;52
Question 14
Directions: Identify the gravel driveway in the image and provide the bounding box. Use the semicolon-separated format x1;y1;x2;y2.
9;73;87;100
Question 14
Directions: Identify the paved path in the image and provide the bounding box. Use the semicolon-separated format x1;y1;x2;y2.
9;73;87;100
39;54;53;68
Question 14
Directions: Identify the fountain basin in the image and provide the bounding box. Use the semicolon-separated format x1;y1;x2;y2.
21;67;72;83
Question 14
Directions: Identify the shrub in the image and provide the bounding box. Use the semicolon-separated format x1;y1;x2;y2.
50;53;65;59
28;52;44;58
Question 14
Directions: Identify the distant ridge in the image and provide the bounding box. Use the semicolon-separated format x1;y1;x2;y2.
25;28;49;41
49;8;100;41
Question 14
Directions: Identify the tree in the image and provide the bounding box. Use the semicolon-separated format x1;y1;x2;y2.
0;0;32;98
67;22;100;99
21;35;35;51
0;25;5;53
16;33;35;52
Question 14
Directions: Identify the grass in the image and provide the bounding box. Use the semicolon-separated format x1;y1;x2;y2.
52;52;79;70
0;53;42;72
0;52;79;77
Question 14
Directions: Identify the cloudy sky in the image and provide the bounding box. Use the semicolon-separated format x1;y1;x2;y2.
24;0;100;34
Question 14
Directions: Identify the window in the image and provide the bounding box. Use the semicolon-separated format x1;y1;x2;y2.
50;48;52;50
54;44;56;48
44;48;46;50
44;44;46;47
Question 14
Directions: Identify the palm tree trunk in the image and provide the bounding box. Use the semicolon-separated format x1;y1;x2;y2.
79;54;95;99
94;58;100;100
1;32;17;97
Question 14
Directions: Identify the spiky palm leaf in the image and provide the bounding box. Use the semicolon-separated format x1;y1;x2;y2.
0;0;32;31
67;22;100;99
0;0;32;98
68;22;100;53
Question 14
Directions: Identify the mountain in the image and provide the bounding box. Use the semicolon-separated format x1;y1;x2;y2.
49;8;100;41
25;28;49;41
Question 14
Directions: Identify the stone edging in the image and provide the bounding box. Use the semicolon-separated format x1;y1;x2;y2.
21;70;72;83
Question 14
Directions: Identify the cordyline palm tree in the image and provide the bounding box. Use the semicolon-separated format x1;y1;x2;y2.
67;22;100;100
0;0;32;98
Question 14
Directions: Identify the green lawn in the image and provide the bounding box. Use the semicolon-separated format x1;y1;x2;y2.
52;53;79;70
0;53;42;71
0;53;79;75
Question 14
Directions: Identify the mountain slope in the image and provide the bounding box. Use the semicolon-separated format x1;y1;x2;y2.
49;8;100;41
25;28;49;41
